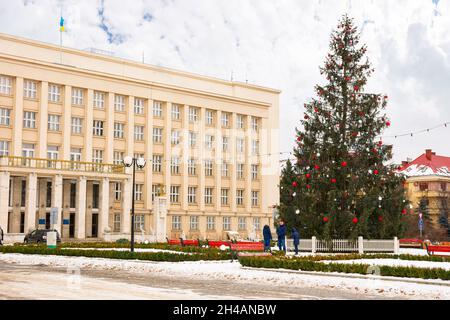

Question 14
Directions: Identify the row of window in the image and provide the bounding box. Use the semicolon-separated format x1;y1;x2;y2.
0;76;260;130
0;108;260;155
171;216;261;231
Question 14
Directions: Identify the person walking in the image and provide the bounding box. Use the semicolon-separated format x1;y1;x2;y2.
262;225;272;252
292;227;300;255
0;226;3;246
276;220;287;253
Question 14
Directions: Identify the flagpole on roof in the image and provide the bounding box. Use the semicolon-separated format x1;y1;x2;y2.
59;3;64;64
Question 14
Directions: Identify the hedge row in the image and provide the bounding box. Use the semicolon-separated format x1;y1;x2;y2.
287;253;450;263
239;256;450;280
0;245;231;262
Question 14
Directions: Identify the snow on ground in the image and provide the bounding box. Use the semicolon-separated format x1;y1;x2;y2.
0;253;449;299
62;248;188;255
324;259;450;271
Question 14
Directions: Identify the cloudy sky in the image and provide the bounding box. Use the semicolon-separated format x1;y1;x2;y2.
1;0;449;163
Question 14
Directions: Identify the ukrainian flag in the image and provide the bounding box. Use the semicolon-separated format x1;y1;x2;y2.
59;17;65;32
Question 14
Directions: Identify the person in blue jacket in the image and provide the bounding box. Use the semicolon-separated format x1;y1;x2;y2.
262;225;272;252
291;227;300;255
276;220;287;253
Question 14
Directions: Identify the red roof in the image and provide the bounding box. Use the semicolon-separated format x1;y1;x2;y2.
399;149;450;176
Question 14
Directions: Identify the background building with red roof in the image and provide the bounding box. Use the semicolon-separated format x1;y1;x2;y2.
398;149;450;241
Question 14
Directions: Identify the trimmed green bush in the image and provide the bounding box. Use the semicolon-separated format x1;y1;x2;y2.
0;245;231;262
238;256;450;280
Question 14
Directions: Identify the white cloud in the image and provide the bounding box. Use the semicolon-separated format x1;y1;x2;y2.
1;0;449;162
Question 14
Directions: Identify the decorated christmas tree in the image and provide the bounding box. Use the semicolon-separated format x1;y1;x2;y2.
279;15;408;240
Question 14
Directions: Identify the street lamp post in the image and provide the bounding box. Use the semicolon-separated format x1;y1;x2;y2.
123;156;146;252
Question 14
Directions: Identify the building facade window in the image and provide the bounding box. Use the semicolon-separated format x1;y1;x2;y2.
205;135;214;149
238;217;246;230
134;184;143;201
188;186;197;204
48;114;60;131
221;161;228;177
171;130;180;145
152;184;161;201
153;127;163;143
114;182;122;201
134;98;144;114
236;138;244;153
93;91;105;109
114;213;121;232
93;120;104;136
188;158;196;175
237;163;244;179
71;88;84;105
0;108;11;126
47;145;59;162
70;148;82;162
134;214;145;231
22;143;35;158
188;106;198;122
152;155;162;172
221;112;229;127
236;189;244;206
114;95;125;112
204;187;213;205
92;149;103;163
153;101;163;118
206;216;215;230
24;80;37;99
251;164;259;180
0;76;12;95
172;216;181;230
0;141;9;156
251;117;259;131
113;151;124;165
236;114;244;129
170;185;180;203
222;136;228;152
171;156;180;174
190;216;199;230
171;104;180;120
71;117;83;134
114;122;124;139
251;190;259;206
205;110;213;125
223;217;231;231
188;131;197;147
23;111;37;129
221;188;229;205
134;153;144;171
48;84;61;103
205;160;213;176
134;125;144;141
253;217;260;230
252;140;259;155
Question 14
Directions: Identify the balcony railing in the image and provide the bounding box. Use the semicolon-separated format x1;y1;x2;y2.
0;155;125;174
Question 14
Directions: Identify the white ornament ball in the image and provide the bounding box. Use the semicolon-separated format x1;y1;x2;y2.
368;169;373;174
296;209;300;215
292;192;297;197
144;240;149;245
378;196;383;201
219;244;227;251
316;153;321;157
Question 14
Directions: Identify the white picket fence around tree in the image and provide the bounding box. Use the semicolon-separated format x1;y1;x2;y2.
284;236;399;254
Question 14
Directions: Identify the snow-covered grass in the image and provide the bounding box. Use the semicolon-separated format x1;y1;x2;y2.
323;258;450;271
0;252;449;299
61;247;188;255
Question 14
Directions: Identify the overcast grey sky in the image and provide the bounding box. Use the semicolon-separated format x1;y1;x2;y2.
1;0;449;163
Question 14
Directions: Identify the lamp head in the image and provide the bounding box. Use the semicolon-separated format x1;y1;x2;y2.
123;156;133;167
136;157;146;168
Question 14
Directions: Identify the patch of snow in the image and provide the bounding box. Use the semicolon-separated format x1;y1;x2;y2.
62;247;188;255
0;253;449;299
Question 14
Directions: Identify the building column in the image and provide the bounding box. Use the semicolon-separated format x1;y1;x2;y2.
13;77;24;156
38;81;48;158
245;116;252;212
145;99;154;211
164;103;172;210
181;105;189;212
99;178;110;238
0;171;10;233
52;175;63;234
230;113;237;213
126;96;135;158
215;110;222;212
84;89;93;162
25;173;37;233
75;176;86;239
62;85;72;160
199;108;206;212
121;178;132;235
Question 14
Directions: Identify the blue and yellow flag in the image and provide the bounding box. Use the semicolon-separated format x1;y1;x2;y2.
59;17;65;32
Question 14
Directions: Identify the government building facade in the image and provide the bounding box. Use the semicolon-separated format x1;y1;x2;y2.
0;33;280;242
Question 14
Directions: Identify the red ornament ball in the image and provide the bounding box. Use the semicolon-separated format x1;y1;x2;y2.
305;173;311;179
297;136;302;142
401;209;407;215
353;85;359;91
331;178;337;184
374;170;379;175
386;121;391;127
378;216;383;222
306;185;311;189
352;217;359;224
323;217;329;223
292;181;298;187
314;165;320;170
304;115;309;120
341;161;347;167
